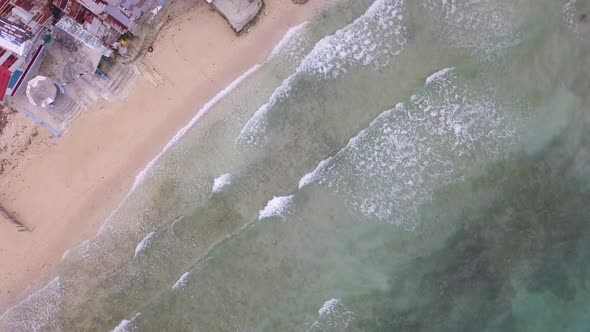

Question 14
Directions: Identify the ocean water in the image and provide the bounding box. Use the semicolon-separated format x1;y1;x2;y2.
2;0;590;331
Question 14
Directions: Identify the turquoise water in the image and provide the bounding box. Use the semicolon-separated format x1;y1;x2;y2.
2;0;590;331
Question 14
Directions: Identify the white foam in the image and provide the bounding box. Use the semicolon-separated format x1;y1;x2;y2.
110;313;141;332
0;277;64;331
170;216;184;229
97;64;262;237
425;67;455;85
299;157;334;189
306;298;355;332
258;195;294;220
134;232;155;258
421;0;520;57
563;0;579;33
61;248;70;261
236;0;407;146
298;106;395;190
132;64;261;190
296;67;522;227
211;173;232;194
268;22;309;60
97;192;132;236
236;76;294;146
172;272;191;290
318;298;340;316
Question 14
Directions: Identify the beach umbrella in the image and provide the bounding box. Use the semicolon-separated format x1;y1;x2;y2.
26;76;57;108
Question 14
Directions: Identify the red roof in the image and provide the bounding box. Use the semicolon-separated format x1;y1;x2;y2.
0;64;11;100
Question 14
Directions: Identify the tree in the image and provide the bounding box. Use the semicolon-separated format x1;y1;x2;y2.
0;203;32;232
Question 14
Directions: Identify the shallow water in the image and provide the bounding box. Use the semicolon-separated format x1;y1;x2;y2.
2;0;590;331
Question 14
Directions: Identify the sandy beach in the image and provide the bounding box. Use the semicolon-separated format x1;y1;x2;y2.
0;0;326;312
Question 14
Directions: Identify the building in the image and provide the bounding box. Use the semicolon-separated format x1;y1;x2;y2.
0;0;154;136
52;0;155;54
0;0;52;101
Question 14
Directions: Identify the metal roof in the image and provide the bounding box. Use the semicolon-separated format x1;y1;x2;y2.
0;0;52;35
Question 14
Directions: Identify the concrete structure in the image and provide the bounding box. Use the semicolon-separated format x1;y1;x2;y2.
209;0;264;33
12;25;139;136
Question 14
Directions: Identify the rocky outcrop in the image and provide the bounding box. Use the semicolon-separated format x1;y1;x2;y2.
209;0;265;33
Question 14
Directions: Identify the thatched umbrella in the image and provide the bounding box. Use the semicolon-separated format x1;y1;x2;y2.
26;76;57;108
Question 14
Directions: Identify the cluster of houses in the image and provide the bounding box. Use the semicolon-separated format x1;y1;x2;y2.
0;0;266;135
0;0;156;103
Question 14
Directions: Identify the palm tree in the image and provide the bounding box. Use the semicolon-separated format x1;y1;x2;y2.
0;203;31;232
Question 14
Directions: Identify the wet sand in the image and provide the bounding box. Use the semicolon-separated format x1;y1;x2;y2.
0;0;327;312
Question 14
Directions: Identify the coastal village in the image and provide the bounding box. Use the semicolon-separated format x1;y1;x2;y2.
0;0;275;229
0;0;266;136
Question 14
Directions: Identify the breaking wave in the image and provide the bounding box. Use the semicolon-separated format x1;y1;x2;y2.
236;0;408;146
258;195;294;220
299;68;522;227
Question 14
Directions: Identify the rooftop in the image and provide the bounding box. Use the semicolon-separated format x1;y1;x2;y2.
0;0;52;56
0;0;52;32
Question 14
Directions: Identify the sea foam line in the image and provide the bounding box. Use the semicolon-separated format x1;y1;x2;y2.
236;0;406;146
306;298;354;331
61;248;70;261
97;63;261;237
298;67;459;190
237;7;361;145
110;313;141;332
319;298;341;317
133;19;312;189
170;216;184;229
132;64;262;190
298;100;404;190
0;277;63;328
426;67;455;85
267;21;309;60
172;272;191;290
258;195;294;220
211;173;232;194
134;232;155;258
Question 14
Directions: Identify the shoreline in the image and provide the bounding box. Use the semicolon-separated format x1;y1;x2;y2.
129;63;262;193
0;0;327;313
96;62;262;238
